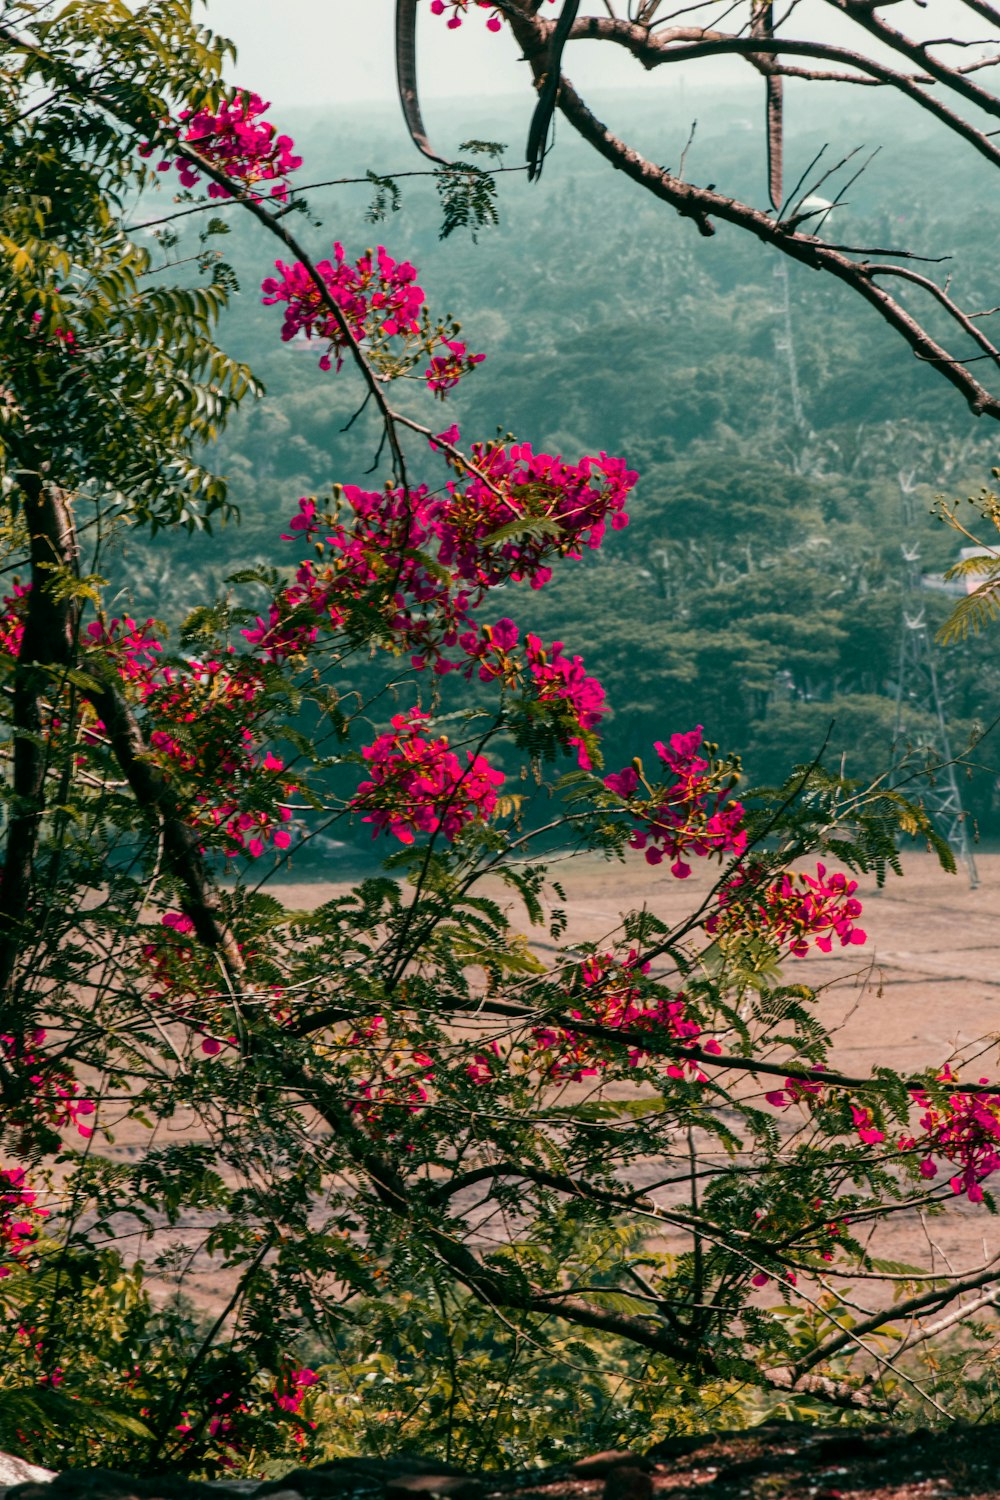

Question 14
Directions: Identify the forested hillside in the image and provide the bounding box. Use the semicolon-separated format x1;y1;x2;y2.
121;89;1000;841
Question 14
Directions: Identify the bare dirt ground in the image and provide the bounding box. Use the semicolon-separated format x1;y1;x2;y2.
110;849;999;1310
280;847;1000;1088
278;848;1000;1275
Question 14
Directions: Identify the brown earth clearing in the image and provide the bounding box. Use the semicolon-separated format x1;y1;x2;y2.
278;849;1000;1274
101;850;1000;1307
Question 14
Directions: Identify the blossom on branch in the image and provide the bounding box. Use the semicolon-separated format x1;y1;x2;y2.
0;1168;47;1279
351;708;504;845
0;1030;94;1146
142;89;301;201
910;1083;1000;1202
261;244;483;392
707;862;867;957
430;0;555;30
605;727;745;878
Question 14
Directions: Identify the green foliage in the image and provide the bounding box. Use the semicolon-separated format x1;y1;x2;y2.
936;478;1000;644
435;158;501;241
303;1258;747;1470
365;171;402;224
0;0;258;529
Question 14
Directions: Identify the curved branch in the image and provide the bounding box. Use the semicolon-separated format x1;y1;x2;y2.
826;0;1000;121
395;0;452;165
283;1060;715;1371
793;1252;1000;1377
964;0;1000;25
539;17;1000;176
497;4;1000;418
865;260;1000;367
423;990;1000;1099
83;673;245;976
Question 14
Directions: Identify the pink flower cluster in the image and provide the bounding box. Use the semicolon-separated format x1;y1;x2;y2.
851;1103;884;1145
530;950;722;1083
351;708;504;845
141;89;301;201
765;1066;826;1111
85;614;163;680
431;0;503;29
173;1356;318;1461
105;632;295;861
426;339;487;396
907;1082;1000;1202
707;862;867;957
247;487;470;662
431;0;554;28
524;633;605;769
261;244;483;390
604;728;746;878
0;583;29;658
436;441;635;591
176;1393;249;1460
1;604;296;866
1;1030;95;1144
242;445;631;697
31;311;75;349
346;965;722;1116
273;1365;319;1415
453;619;605;768
142;911;221;1017
345;1021;436;1131
0;1168;46;1278
352;1058;435;1128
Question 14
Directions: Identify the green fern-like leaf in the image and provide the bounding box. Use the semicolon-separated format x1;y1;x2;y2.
435;161;500;241
937;575;1000;643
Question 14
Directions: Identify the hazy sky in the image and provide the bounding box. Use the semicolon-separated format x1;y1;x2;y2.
203;1;995;111
205;0;664;108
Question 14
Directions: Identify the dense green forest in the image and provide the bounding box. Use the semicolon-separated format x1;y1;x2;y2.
119;88;1000;850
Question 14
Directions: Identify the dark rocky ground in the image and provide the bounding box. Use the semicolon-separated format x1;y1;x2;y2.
8;1426;1000;1500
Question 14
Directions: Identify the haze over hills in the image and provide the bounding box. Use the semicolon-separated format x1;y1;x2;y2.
117;93;1000;843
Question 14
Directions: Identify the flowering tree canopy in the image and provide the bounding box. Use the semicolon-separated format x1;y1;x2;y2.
0;0;996;1477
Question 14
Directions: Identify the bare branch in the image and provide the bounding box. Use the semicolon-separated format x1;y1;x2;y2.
793;1253;1000;1376
496;2;1000;419
395;0;452;165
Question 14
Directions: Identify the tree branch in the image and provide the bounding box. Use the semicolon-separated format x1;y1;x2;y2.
0;466;81;1003
498;2;1000;418
793;1253;1000;1377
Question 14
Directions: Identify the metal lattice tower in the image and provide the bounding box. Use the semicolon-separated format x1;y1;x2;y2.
893;470;978;888
768;255;975;883
772;257;804;432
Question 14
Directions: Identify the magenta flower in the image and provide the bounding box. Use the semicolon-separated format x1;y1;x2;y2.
261;244;441;376
430;0;553;29
146;89;302;201
351;708;504;845
605;728;745;877
707;861;866;957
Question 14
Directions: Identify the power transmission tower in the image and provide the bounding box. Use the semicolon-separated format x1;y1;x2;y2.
772;257;804;432
893;470;978;888
769;255;975;882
